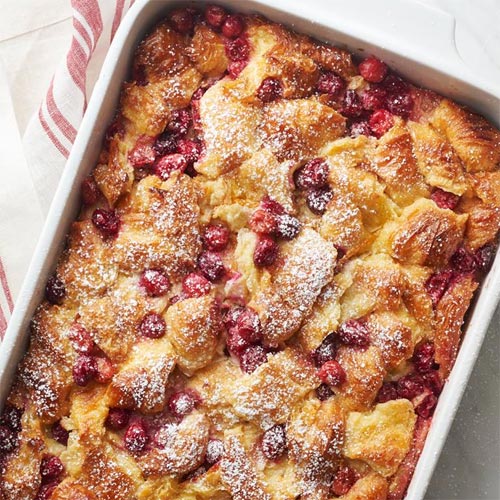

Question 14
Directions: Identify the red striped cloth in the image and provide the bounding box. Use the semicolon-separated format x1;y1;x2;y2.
0;0;135;339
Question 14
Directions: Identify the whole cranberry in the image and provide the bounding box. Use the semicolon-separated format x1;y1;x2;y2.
138;312;166;339
202;224;230;251
342;89;363;118
331;465;359;496
261;424;287;460
167;108;191;137
72;355;98;387
413;341;435;374
318;360;346;387
361;86;388;111
450;246;477;274
92;208;120;238
397;373;425;400
294;158;329;190
316;72;345;95
257;77;283;103
234;307;262;344
0;425;17;454
350;120;372;138
239;344;268;373
337;319;371;348
124;420;148;453
205;438;224;466
275;214;301;240
249;208;278;235
313;334;337;367
415;392;438;418
376;382;399;403
128;135;156;168
475;244;496;272
177;138;203;165
106;408;130;430
425;269;454;307
306;187;333;215
45;276;66;305
198;251;225;282
386;91;414;118
139;269;171;297
51;421;69;445
154;153;188;181
261;196;285;215
182;272;211;298
95;357;115;384
226;328;252;355
430;188;460;210
169;8;195;34
359;56;388;83
69;323;94;355
168;390;200;418
226;36;250;62
40;455;64;483
316;383;334;401
221;14;245;38
369;109;394;138
81;177;100;206
1;406;23;433
153;132;178;156
205;5;227;28
253;235;279;267
223;306;244;329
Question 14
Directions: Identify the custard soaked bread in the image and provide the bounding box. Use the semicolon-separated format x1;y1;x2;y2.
1;5;499;500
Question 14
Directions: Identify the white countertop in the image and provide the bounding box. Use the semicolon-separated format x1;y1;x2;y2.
0;0;498;498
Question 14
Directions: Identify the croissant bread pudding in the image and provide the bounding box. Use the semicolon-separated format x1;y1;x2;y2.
1;4;500;500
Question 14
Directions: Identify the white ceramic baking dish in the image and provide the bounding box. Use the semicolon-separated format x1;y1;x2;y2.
1;0;499;498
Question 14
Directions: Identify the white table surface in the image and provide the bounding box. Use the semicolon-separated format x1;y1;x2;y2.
0;1;498;499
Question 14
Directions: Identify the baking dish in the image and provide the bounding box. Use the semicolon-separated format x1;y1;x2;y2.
0;0;499;498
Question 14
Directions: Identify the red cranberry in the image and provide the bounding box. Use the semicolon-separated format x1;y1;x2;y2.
91;208;120;238
226;328;252;355
202;224;230;251
153;132;178;156
106;408;130;430
413;341;435;374
69;323;94;355
350;120;372;138
275;214;301;240
72;355;98;386
51;421;69;445
35;483;57;500
387;92;413;118
226;36;250;62
168;390;200;418
139;269;171;297
234;308;262;344
331;466;359;496
337;319;370;347
423;370;444;396
318;360;346;387
294;158;330;190
45;276;66;305
177;138;202;164
306;187;333;215
450;246;477;273
425;269;455;307
128;135;156;168
81;177;100;206
95;357;115;383
257;78;283;103
361;86;388;111
382;73;410;95
205;5;227;28
313;334;337;367
167;108;191;137
316;72;345;95
138;312;166;339
253;235;279;267
0;425;17;454
223;306;244;329
154;153;188;181
198;251;225;282
475;244;495;272
249;208;278;235
124;420;148;453
397;373;425;400
40;455;64;483
431;188;460;210
239;345;268;373
221;14;245;38
1;406;23;433
169;8;195;34
182;272;211;297
415;392;438;419
342;90;363;118
369;109;394;138
261;425;287;460
227;60;248;79
376;382;399;403
205;438;224;466
261;197;285;215
359;56;388;83
316;383;334;401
